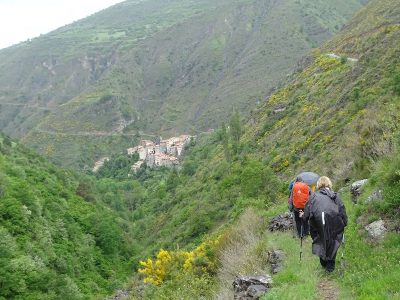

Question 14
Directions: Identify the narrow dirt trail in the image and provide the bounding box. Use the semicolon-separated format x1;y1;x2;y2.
318;279;339;300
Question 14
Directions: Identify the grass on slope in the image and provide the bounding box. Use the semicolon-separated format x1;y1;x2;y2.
262;232;320;299
339;203;400;299
338;149;400;299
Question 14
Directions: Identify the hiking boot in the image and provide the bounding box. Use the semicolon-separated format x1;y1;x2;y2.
319;258;327;268
325;268;335;273
325;260;335;273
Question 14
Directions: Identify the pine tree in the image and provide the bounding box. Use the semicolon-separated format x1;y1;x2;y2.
229;110;242;155
221;122;231;162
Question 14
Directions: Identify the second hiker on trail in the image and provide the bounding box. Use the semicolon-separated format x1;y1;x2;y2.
301;176;348;273
288;172;319;238
289;178;310;237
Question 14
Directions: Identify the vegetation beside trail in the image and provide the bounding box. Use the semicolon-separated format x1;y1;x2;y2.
338;149;400;300
131;153;400;299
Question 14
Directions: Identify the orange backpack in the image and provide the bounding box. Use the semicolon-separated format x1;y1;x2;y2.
292;182;310;209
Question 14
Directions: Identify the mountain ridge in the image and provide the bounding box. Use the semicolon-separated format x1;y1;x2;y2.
0;0;365;168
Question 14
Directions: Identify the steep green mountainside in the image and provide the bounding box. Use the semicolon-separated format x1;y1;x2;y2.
93;0;398;297
0;0;365;168
0;133;138;299
244;0;400;180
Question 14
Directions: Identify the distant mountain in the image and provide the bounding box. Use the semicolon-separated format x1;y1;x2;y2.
0;0;365;168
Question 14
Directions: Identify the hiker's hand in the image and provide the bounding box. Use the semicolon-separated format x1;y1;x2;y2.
299;210;304;218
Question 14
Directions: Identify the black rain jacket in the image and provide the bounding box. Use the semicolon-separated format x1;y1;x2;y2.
303;188;347;260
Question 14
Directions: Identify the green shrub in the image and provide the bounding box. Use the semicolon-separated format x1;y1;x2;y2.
393;73;400;96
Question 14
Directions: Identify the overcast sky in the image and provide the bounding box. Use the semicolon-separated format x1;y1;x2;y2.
0;0;124;49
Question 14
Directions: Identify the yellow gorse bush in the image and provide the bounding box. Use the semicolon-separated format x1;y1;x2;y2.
183;238;220;274
138;238;220;285
138;249;172;285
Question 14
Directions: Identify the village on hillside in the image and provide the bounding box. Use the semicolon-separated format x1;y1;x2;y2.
128;134;193;172
92;134;194;173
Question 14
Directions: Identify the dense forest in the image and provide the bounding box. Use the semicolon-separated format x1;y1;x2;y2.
0;134;138;298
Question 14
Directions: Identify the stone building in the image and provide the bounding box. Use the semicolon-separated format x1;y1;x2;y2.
92;157;110;172
128;134;194;171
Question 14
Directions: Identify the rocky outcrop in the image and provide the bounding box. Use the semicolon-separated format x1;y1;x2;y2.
365;219;387;240
350;179;368;203
233;275;272;299
92;157;110;173
272;105;287;114
108;289;131;300
366;189;383;203
269;212;294;232
268;250;285;274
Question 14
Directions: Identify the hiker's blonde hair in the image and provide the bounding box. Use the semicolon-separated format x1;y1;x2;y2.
317;176;333;190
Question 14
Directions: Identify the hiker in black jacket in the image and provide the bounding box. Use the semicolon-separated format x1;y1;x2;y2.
300;176;347;272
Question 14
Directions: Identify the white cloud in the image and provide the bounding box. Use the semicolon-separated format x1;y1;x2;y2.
0;0;124;49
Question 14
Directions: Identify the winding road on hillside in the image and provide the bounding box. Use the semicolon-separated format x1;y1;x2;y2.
33;129;157;138
33;129;137;137
34;129;158;137
327;53;358;62
0;102;55;111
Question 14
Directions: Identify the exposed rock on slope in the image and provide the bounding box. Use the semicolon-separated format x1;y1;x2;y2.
233;275;272;300
269;212;294;232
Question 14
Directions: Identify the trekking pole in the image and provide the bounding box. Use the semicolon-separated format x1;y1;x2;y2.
300;213;304;262
340;233;345;277
341;233;345;259
292;211;296;238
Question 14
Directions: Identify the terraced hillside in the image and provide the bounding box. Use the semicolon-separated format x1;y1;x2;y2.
0;0;364;168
